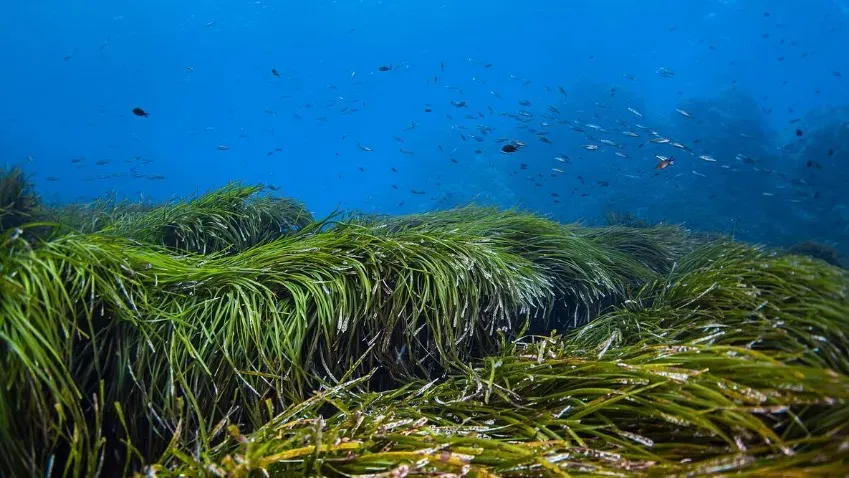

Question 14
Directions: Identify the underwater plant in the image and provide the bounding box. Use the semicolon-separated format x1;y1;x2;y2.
0;167;40;233
604;210;651;228
1;184;848;477
98;182;315;253
787;240;846;268
143;339;849;477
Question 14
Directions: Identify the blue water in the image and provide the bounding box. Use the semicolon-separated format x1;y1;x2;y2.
2;0;848;251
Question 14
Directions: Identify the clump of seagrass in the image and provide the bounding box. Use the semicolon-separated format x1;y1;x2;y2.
350;206;692;328
787;240;846;268
41;192;158;234
101;182;314;253
605;209;651;228
0;198;691;477
4;185;848;477
0;167;40;232
570;241;849;374
142;335;849;477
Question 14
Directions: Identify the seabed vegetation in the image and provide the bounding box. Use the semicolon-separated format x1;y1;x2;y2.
1;167;848;477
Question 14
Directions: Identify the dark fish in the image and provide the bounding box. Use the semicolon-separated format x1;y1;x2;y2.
132;107;149;117
796;129;804;136
501;141;526;153
271;68;281;77
378;65;392;72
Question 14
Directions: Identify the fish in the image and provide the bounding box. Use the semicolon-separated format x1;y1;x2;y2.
271;68;281;77
501;141;526;153
357;142;373;152
656;67;675;77
698;155;717;162
676;108;693;118
132;107;149;117
217;144;230;151
655;156;674;169
583;144;600;151
627;107;643;117
378;65;392;72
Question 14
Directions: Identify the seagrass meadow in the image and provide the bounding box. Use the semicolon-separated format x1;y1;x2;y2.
1;171;849;477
